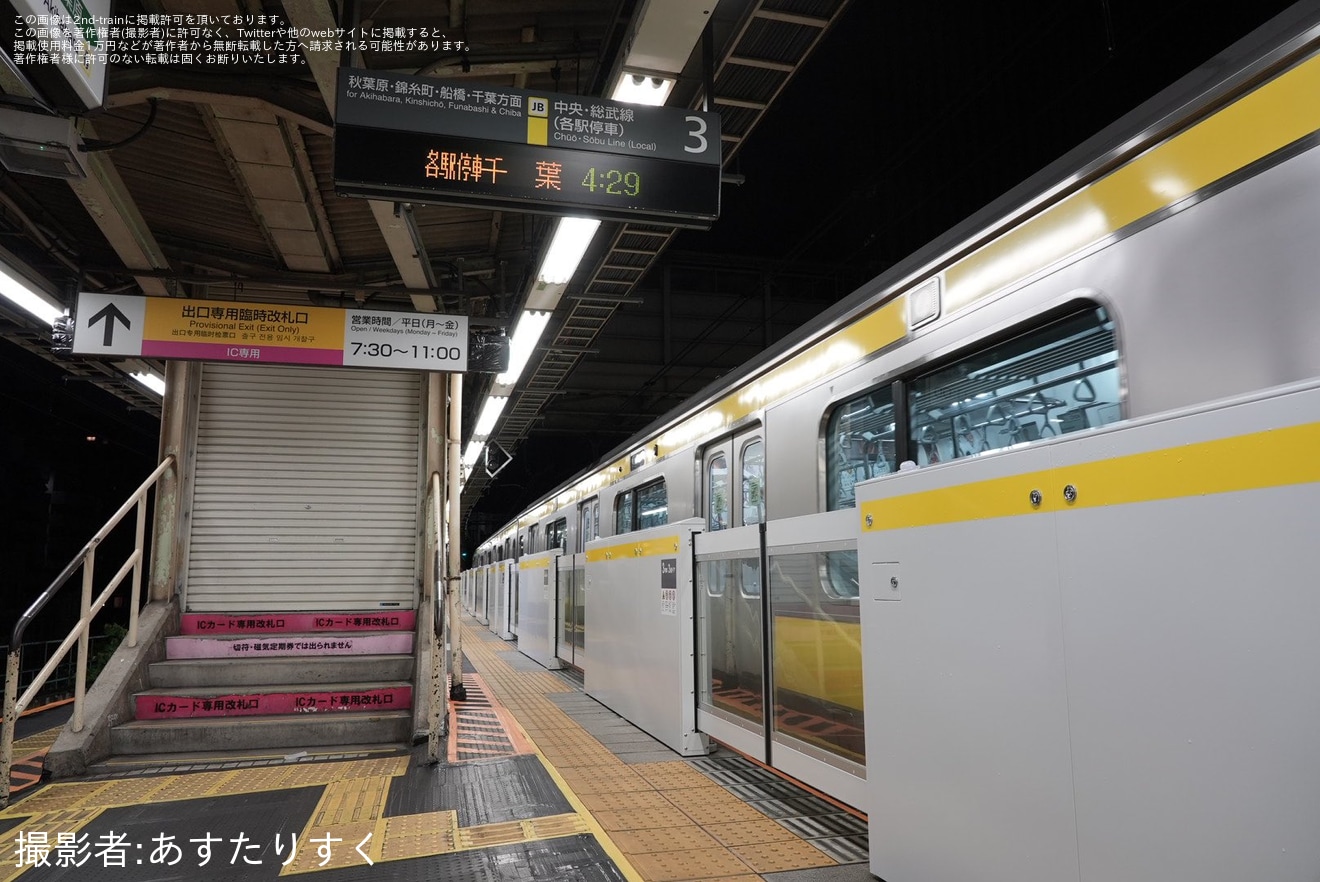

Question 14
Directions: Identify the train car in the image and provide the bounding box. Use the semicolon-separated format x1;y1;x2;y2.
466;4;1320;873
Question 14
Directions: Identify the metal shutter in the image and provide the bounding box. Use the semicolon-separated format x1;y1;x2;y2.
184;363;422;612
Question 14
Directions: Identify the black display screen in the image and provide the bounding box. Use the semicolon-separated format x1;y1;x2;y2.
334;126;720;227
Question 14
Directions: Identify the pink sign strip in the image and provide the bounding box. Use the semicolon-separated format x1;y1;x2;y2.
167;632;414;659
136;685;413;720
140;340;342;365
180;611;417;635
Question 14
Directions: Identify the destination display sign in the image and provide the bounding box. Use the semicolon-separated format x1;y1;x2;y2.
336;69;721;166
70;292;468;372
333;69;722;226
335;127;721;225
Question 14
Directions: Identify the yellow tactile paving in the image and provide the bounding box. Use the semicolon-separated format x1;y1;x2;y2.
704;818;801;847
380;809;458;860
280;818;380;875
609;825;723;854
590;805;696;832
633;762;722;790
0;807;105;882
627;846;755;881
462;614;851;877
312;777;390;826
579;790;678;812
728;839;836;873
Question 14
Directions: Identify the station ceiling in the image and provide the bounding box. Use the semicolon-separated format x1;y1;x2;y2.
0;0;1299;547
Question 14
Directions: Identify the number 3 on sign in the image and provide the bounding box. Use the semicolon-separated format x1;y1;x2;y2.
684;116;708;154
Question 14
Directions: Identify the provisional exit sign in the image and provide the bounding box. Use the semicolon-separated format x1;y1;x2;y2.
333;70;722;227
70;292;468;372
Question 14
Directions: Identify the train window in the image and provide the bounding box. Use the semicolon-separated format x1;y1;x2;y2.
826;387;897;510
636;480;668;530
614;479;669;533
909;306;1118;465
578;497;599;551
820;550;860;599
708;453;730;531
546;518;567;552
614;492;634;535
741;439;765;526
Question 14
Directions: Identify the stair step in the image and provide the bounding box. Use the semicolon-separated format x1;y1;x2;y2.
149;654;414;688
166;631;414;660
134;682;412;720
180;611;415;635
111;711;412;754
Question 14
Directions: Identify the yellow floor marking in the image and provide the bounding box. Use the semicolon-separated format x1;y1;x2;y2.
0;807;105;882
0;755;410;821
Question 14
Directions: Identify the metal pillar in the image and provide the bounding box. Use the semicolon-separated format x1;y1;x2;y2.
447;373;466;701
425;373;445;763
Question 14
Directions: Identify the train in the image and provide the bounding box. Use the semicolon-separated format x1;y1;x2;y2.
464;4;1320;880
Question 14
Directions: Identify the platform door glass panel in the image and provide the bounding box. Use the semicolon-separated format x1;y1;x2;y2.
768;546;864;766
698;550;764;730
697;428;767;731
556;555;579;668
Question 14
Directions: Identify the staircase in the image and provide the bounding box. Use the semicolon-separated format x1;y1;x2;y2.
109;611;416;756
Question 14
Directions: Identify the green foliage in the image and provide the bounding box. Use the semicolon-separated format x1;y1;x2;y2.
86;622;128;685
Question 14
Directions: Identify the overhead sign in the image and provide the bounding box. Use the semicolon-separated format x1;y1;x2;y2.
334;69;722;227
11;0;110;111
335;128;721;224
70;292;468;372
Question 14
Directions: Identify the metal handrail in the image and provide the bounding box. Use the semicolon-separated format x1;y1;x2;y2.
1;454;174;807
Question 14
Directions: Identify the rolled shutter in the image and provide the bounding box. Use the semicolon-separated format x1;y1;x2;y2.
185;362;421;612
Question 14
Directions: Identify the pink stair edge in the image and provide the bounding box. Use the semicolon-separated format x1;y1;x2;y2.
136;685;413;719
166;632;414;659
180;611;416;635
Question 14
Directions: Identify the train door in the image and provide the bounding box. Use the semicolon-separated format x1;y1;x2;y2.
698;428;767;733
557;497;598;669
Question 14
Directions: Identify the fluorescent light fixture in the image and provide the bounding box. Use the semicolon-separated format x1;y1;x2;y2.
130;371;165;396
495;310;552;387
474;395;509;437
0;261;63;324
611;74;674;106
538;217;601;286
462;440;485;469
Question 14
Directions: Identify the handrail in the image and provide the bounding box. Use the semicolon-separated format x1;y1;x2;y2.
1;454;174;807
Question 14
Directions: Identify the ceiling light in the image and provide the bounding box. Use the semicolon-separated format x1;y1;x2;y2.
474;395;509;437
537;217;601;286
129;371;165;396
495;310;552;388
610;74;674;106
0;260;63;323
462;441;485;469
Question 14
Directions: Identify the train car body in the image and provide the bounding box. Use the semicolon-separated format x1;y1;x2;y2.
465;4;1320;877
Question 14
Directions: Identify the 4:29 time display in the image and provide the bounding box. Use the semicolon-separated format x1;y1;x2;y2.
580;167;641;197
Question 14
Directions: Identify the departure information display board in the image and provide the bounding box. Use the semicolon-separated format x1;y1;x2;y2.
333;70;722;227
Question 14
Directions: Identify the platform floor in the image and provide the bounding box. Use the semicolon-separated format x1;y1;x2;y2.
1;618;871;881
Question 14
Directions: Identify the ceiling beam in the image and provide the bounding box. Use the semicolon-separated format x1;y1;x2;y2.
282;0;438;312
67;120;171;297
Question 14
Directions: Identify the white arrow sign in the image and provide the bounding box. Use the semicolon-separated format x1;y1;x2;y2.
72;292;146;356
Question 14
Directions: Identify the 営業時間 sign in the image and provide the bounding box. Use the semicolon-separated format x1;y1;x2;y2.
333;70;722;227
70;292;469;372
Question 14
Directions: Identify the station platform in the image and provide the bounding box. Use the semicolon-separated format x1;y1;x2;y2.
1;618;870;881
